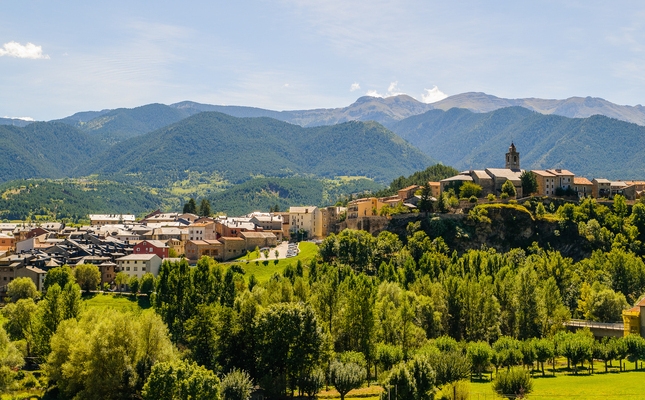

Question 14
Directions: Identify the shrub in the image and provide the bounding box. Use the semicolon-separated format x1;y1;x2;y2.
493;368;532;399
221;369;253;400
500;193;509;200
487;194;496;202
469;196;478;204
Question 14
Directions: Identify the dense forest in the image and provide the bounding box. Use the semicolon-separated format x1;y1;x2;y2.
4;195;645;399
0;180;163;222
390;106;645;179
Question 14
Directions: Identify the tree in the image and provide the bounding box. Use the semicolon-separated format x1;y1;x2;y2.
221;369;254;400
501;180;517;198
43;265;75;291
520;171;538;196
153;259;195;343
255;302;327;398
381;355;436;400
48;308;176;400
493;368;533;399
115;271;129;293
533;338;555;376
183;198;197;214
199;199;212;217
140;273;156;296
418;183;434;213
7;277;38;302
2;298;38;357
74;263;101;293
129;276;140;295
142;360;220;400
331;361;366;400
467;341;492;379
460;182;483;198
300;368;325;399
0;326;23;392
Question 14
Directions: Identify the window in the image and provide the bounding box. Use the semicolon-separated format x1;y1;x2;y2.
134;267;138;271
126;267;130;271
142;267;146;271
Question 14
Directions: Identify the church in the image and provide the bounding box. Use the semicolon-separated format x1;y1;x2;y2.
439;143;524;197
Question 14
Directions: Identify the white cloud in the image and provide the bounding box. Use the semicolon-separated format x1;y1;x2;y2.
365;81;406;98
421;86;448;103
350;82;360;91
0;42;49;59
2;116;34;121
387;81;404;95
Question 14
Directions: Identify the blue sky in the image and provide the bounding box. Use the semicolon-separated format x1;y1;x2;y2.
2;1;645;120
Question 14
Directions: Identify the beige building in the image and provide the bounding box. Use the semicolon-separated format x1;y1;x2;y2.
573;177;593;198
289;206;321;240
592;179;611;198
185;239;222;260
532;170;557;196
347;198;378;219
115;254;162;279
240;232;278;249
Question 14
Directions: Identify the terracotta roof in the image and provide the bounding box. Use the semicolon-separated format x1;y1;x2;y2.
546;169;574;176
573;177;592;185
532;170;556;177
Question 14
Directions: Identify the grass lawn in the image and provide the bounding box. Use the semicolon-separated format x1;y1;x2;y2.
82;292;151;312
318;384;383;399
469;364;645;400
226;241;319;283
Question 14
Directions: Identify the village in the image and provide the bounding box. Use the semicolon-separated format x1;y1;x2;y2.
0;143;643;296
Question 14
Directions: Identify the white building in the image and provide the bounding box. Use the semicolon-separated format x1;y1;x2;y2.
115;254;162;279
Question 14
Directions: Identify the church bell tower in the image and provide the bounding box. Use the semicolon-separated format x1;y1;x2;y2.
505;142;520;170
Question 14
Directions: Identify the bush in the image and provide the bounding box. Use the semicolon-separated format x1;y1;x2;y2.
493;368;532;399
469;196;478;204
439;380;470;400
501;193;509;200
221;368;253;400
487;194;496;202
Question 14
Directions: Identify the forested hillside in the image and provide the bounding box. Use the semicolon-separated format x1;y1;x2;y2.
391;106;645;179
0;122;105;183
207;176;383;216
0;180;162;221
82;112;434;186
58;103;195;144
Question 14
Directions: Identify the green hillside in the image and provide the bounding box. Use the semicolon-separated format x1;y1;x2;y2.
0;179;162;221
0;122;106;184
208;176;384;216
62;104;194;144
82;112;435;186
391;106;645;179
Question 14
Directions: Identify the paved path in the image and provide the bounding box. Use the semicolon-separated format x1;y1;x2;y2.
253;241;295;261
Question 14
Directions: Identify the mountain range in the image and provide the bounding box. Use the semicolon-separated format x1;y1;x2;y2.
1;91;645;216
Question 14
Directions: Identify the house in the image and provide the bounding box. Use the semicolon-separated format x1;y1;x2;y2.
115;254;162;279
133;240;169;259
215;218;258;238
485;168;524;197
15;266;46;291
89;214;136;226
185;240;223;261
165;238;184;257
98;261;117;285
546;169;575;192
397;185;420;202
288;206;320;240
188;222;217;241
248;213;284;241
16;234;63;253
532;170;557;196
592;178;611;198
347;198;378;219
239;232;277;250
427;182;441;198
220;237;247;260
573;177;593;198
0;234;15;252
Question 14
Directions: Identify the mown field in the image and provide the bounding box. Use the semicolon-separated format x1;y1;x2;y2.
227;241;319;283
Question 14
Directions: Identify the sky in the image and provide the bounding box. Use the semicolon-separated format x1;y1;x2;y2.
2;1;645;120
